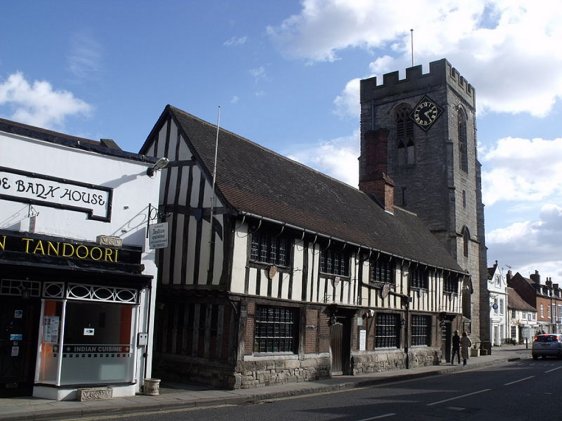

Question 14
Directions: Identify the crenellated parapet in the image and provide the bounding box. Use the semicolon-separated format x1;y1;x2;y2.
361;59;475;107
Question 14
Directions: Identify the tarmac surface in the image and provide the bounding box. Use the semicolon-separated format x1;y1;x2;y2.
0;345;532;420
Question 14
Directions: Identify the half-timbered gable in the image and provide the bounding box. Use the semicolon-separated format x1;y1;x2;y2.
140;105;467;389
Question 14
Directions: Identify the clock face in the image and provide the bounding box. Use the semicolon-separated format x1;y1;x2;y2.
410;96;442;130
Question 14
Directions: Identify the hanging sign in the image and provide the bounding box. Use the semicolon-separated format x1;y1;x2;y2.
148;222;168;249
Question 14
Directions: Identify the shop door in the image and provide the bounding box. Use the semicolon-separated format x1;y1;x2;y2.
0;298;40;396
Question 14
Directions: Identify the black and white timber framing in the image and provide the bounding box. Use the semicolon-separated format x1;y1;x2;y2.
139;105;469;389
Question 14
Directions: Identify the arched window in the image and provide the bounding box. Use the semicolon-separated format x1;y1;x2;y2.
395;104;415;165
458;108;468;172
462;226;470;257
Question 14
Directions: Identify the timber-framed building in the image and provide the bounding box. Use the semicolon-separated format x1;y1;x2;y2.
140;104;467;389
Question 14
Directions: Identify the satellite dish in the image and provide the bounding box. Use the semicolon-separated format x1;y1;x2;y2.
381;283;391;299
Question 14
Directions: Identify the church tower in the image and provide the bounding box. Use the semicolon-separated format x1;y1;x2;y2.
359;59;490;351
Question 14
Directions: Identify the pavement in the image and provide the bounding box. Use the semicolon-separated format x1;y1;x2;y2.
0;345;532;420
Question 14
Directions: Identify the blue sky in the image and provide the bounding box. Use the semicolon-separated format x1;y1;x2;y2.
2;0;562;280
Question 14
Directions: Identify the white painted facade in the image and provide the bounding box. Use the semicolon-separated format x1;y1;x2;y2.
488;264;508;346
0;121;160;400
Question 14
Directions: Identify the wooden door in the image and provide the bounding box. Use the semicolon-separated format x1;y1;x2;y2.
330;322;343;375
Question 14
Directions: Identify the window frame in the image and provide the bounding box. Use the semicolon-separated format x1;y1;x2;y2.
375;312;400;349
249;229;292;268
410;265;429;290
254;305;299;354
411;314;431;346
319;247;350;277
370;253;395;286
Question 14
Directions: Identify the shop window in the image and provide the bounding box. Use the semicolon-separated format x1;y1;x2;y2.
411;315;431;346
320;248;350;277
250;230;291;267
254;306;298;353
375;313;400;348
37;299;136;386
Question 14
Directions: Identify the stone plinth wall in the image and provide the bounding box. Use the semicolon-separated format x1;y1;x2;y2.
154;353;238;389
236;354;331;389
351;347;441;375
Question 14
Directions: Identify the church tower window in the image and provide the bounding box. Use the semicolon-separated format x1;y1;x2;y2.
458;108;468;172
395;104;415;165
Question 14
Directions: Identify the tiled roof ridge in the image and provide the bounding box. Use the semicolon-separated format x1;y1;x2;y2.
168;105;363;193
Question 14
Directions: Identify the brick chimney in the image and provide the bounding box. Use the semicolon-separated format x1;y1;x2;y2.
359;128;395;213
530;270;541;284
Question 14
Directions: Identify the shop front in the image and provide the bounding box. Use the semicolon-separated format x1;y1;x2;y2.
0;231;153;400
0;117;161;400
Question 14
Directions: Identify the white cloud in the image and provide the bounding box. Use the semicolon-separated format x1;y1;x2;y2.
0;72;92;129
249;66;267;82
224;36;248;47
487;204;562;278
268;0;562;117
333;78;360;118
481;137;562;206
67;31;103;81
287;130;360;187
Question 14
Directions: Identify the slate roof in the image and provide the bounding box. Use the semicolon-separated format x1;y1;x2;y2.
508;287;536;312
143;105;465;274
0;117;153;163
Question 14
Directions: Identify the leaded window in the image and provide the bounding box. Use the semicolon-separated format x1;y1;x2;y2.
370;254;395;285
375;313;400;348
411;315;431;346
250;230;291;267
410;265;429;290
254;306;298;353
444;273;459;294
320;248;350;277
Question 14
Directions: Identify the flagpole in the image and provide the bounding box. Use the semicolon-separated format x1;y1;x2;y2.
207;106;221;283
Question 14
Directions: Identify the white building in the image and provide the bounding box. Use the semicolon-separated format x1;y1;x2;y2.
507;287;537;345
0;118;161;400
487;262;508;346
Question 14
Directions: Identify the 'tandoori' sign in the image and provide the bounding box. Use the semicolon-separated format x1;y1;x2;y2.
0;166;112;221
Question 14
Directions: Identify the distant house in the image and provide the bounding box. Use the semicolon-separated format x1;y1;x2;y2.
487;261;508;345
508;270;562;334
140;105;468;389
507;287;537;344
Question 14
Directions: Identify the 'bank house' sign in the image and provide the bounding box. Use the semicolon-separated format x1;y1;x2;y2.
0;166;112;221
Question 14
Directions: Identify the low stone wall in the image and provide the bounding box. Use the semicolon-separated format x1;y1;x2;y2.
351;347;441;374
236;354;331;389
153;353;238;389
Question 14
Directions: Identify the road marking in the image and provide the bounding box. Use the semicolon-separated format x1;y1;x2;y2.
504;376;534;386
545;366;562;374
427;388;491;406
355;414;396;420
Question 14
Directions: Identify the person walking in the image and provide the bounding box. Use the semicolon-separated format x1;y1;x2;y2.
451;330;461;365
460;331;472;366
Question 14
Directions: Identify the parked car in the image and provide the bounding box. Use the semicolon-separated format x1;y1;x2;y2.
532;334;562;359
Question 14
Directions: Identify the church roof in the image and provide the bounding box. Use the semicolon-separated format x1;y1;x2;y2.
142;105;465;274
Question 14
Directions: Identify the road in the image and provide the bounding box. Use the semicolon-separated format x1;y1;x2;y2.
85;358;562;421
